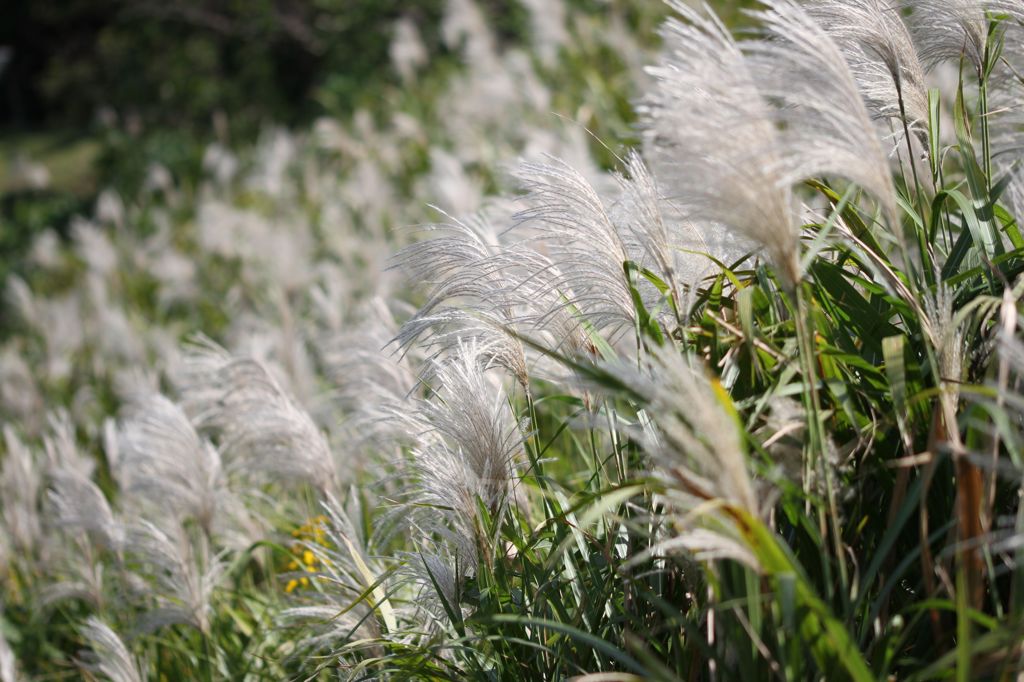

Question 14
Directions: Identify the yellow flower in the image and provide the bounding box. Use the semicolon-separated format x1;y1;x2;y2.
283;515;336;593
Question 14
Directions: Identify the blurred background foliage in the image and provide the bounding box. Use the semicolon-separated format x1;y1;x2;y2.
0;0;754;293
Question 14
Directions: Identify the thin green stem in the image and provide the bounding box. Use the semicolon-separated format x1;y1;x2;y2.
979;67;992;197
202;628;215;682
897;82;928;243
524;389;548;494
793;283;849;606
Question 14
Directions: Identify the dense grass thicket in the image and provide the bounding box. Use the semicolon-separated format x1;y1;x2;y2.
2;0;1024;679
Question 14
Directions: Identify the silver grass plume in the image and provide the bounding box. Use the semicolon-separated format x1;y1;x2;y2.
394;216;507;315
318;299;422;455
279;495;394;648
999;161;1024;224
995;314;1024;441
923;284;966;409
0;345;43;433
47;470;123;551
745;0;898;227
611;151;706;321
1;426;42;556
990;0;1024;21
0;533;7;581
394;205;594;363
520;0;568;65
598;345;763;568
116;393;225;534
417;344;527;516
393;215;528;387
989;0;1024;52
512;157;637;341
903;0;988;73
127;520;226;634
0;608;17;682
71;219;118;276
229;288;322;411
806;0;929;139
390;16;429;84
506;246;598;359
904;0;1024;73
405;306;531;389
41;468;119;608
399;342;527;562
398;546;465;632
42;410;95;480
78;618;145;682
38;534;108;609
176;338;339;493
990;11;1023;218
457;233;599;362
642;1;801;287
4;277;84;383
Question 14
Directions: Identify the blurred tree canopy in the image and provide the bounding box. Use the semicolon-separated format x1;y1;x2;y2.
0;0;461;132
0;0;543;200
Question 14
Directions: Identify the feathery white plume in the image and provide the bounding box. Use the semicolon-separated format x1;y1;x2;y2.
318;299;421;454
642;1;800;286
395;204;595;365
398;342;527;561
79;618;145;682
176;339;339;493
128;520;226;634
1;426;42;556
38;533;108;609
42;466;121;608
95;190;125;230
806;0;929;137
630;347;756;511
596;345;763;568
399;547;466;630
990;15;1024;216
390;16;428;84
71;219;118;276
923;285;966;401
611;151;705;319
6;279;85;383
442;0;496;65
0;532;8;580
280;496;392;647
116;393;225;533
513;157;637;340
394;215;529;385
422;148;484;218
42;410;95;480
47;470;123;551
745;0;898;225
989;0;1024;21
0;611;17;682
0;346;43;432
505;246;601;360
520;0;569;65
904;0;988;73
